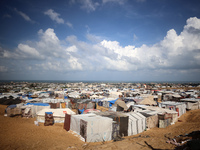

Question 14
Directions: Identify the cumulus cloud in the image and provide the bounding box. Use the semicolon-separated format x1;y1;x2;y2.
44;9;64;24
1;17;200;79
14;8;34;23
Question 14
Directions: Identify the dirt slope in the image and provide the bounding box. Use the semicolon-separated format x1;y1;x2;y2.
0;104;200;150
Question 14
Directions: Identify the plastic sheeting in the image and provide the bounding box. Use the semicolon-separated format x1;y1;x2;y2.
159;101;186;117
80;116;113;142
95;111;129;137
70;114;96;134
70;114;113;142
125;112;146;136
25;103;49;106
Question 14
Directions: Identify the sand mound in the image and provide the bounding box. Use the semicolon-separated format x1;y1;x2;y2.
0;104;200;150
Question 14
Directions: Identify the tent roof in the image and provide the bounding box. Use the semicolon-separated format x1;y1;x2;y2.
36;108;75;117
139;96;157;105
113;99;128;110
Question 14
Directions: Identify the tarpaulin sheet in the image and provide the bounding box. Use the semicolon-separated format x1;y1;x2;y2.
128;112;146;134
70;114;96;134
95;111;128;137
26;103;49;106
7;104;17;109
80;116;113;142
125;113;138;136
108;99;118;107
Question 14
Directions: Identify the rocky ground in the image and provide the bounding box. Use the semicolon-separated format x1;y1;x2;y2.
0;104;200;150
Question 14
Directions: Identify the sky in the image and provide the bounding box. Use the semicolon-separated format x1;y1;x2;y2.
0;0;200;82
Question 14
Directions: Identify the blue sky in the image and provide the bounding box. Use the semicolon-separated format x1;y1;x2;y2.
0;0;200;82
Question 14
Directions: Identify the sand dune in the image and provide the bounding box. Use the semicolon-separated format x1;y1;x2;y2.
0;104;200;150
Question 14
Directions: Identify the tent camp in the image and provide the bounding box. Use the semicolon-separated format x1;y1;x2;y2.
36;108;75;123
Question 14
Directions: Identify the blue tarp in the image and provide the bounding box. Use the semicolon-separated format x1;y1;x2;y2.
25;103;49;106
92;98;105;102
8;104;17;109
108;98;118;107
78;108;85;114
98;101;103;106
64;96;68;99
45;112;53;114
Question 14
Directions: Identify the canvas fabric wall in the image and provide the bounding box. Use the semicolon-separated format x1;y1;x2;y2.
159;118;172;128
146;115;158;129
6;108;22;117
112;122;120;140
70;114;96;134
126;113;138;136
186;102;200;110
94;111;129;137
80;116;113;142
127;112;146;135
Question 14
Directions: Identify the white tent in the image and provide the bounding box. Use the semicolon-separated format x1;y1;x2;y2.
80;115;113;142
125;113;138;136
70;114;96;134
158;101;186;117
126;112;146;134
21;103;50;118
70;114;113;142
36;108;75;123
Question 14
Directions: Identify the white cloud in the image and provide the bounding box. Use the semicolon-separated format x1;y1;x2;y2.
14;8;34;23
99;17;200;72
185;17;200;30
44;9;64;24
66;21;73;28
66;45;78;52
17;44;40;57
80;0;99;12
1;17;200;79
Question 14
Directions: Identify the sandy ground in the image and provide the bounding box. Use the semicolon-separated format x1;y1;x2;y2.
0;104;200;150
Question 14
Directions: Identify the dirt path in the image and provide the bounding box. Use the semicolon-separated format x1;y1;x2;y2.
0;104;200;150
